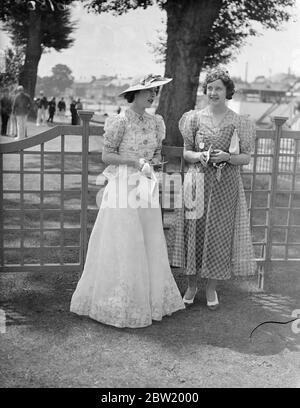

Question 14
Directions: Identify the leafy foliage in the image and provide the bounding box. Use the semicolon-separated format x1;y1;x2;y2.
1;1;77;52
0;47;25;89
86;0;295;68
51;64;74;90
84;0;156;15
36;63;74;96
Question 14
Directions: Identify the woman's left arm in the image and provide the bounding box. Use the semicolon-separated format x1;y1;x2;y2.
210;150;251;165
210;115;255;166
237;115;256;164
228;153;251;165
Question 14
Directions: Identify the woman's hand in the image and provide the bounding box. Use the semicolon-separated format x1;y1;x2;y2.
134;158;151;171
102;151;142;168
127;158;141;169
197;151;208;167
139;158;147;170
149;157;161;167
209;149;230;164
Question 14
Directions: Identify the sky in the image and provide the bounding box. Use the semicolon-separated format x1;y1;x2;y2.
1;0;300;82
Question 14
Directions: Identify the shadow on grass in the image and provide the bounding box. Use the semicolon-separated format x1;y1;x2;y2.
1;264;299;360
125;269;300;357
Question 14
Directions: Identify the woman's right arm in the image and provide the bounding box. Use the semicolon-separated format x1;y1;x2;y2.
102;151;139;168
180;111;207;166
183;149;206;164
184;149;207;166
102;115;139;169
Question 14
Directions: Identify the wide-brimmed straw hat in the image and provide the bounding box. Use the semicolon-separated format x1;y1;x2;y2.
118;73;172;97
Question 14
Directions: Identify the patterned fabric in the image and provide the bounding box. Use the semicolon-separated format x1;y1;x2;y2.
179;107;255;154
170;107;257;279
232;176;257;276
70;108;185;328
103;108;165;162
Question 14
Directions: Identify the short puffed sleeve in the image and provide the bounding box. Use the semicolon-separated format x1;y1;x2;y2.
237;115;256;154
155;114;166;144
103;115;126;154
152;114;166;160
178;110;198;150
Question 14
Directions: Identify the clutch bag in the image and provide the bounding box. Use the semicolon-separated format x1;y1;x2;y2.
229;128;240;155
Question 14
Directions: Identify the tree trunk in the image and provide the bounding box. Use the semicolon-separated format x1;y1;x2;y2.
19;10;42;100
156;0;223;146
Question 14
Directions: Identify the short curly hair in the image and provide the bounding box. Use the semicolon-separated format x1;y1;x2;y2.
202;68;235;100
123;87;160;103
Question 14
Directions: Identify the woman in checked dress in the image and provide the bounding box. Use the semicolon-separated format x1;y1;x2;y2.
170;68;257;309
70;74;185;328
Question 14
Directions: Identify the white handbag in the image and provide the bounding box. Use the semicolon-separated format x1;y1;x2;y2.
229;128;240;155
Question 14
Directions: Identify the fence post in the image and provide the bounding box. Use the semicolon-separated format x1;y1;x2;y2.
78;110;94;275
262;116;287;288
0;153;3;268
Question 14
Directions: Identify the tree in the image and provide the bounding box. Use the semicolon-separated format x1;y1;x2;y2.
0;47;24;90
51;64;74;93
36;75;55;96
86;0;295;145
0;1;77;99
36;64;74;96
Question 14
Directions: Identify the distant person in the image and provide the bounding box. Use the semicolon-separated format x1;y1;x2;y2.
57;97;66;119
47;97;56;123
70;98;78;125
7;113;17;137
116;106;121;114
76;98;83;110
7;88;17;137
12;85;32;140
36;91;48;126
76;99;83;124
0;88;12;135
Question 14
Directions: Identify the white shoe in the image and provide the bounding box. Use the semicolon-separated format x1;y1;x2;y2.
206;291;219;310
183;287;198;305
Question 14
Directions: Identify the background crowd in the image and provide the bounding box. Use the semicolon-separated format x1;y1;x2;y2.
0;86;83;140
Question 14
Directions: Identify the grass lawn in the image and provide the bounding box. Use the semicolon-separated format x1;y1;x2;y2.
0;265;299;388
0;122;299;388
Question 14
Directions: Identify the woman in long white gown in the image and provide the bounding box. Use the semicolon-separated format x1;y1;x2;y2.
70;74;185;328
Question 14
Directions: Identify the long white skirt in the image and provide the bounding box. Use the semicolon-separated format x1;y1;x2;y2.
70;165;185;328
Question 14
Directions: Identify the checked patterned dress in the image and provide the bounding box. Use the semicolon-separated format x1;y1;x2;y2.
170;107;257;279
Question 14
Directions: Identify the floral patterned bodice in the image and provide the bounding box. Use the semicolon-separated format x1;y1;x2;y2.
103;108;165;161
